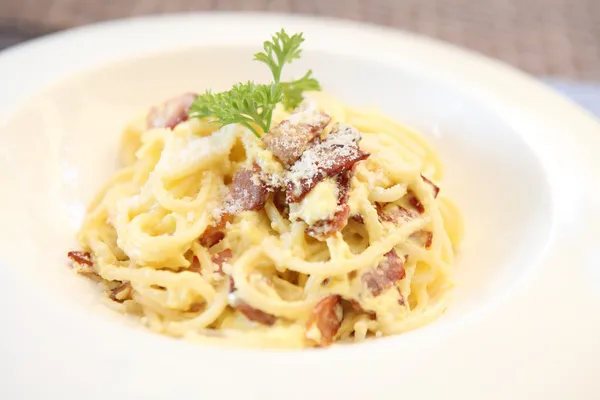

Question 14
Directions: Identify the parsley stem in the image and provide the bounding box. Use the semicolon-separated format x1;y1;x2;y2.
240;121;261;138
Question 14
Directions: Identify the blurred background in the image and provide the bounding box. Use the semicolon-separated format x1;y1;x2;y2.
1;0;599;115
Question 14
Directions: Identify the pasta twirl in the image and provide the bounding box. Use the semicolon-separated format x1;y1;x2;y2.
69;91;463;348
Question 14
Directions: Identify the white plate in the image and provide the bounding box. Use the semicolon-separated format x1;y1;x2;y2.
1;13;599;399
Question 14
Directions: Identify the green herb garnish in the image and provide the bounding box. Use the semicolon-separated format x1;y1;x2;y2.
280;70;321;110
189;29;321;137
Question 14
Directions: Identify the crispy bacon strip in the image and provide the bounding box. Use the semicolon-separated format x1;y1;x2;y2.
67;251;96;276
306;295;343;346
188;257;202;273
344;299;376;320
421;174;440;198
306;204;351;240
407;191;425;214
189;248;232;275
362;249;406;297
347;299;365;313
397;291;406;306
67;251;93;267
211;249;232;273
262;111;331;167
377;203;418;224
286;124;369;203
109;282;132;303
409;230;433;249
306;171;353;240
146;92;196;129
407;175;440;214
336;170;352;203
229;275;277;326
350;214;364;224
235;303;277;326
199;227;225;248
272;189;289;218
188;302;204;313
199;215;232;248
224;166;268;213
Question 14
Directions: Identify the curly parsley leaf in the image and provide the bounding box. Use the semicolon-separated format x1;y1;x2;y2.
189;82;282;138
280;70;321;110
189;29;320;138
253;30;304;83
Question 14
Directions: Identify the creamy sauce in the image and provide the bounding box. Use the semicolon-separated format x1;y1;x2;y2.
289;179;339;224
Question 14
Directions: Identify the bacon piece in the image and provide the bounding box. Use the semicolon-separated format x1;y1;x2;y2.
67;251;93;267
336;170;352;203
306;204;351;240
199;215;231;248
409;230;433;249
235;302;277;326
306;295;343;346
67;250;96;276
188;302;204;312
109;282;132;303
362;249;406;296
188;257;202;273
286;123;369;203
262;111;331;167
377;203;418;223
347;299;364;313
228;275;277;325
421;174;440;198
406;175;440;214
211;249;232;273
344;299;377;320
273;190;289;218
146;92;196;129
199;227;225;248
350;214;364;224
224;167;268;213
189;249;232;275
306;171;353;240
397;290;406;306
406;191;425;214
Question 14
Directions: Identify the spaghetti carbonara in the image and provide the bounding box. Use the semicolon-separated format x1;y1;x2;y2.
68;91;462;348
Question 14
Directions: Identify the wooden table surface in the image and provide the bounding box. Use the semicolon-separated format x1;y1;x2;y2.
1;0;599;80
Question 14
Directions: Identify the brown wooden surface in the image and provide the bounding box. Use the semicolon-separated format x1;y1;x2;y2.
1;0;599;80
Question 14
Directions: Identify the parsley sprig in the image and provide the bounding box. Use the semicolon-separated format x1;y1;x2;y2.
280;70;320;110
189;29;320;137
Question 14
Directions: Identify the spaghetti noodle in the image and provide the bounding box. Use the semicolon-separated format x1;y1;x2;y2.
69;91;463;348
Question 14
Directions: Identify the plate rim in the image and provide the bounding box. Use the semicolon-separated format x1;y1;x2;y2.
0;12;599;399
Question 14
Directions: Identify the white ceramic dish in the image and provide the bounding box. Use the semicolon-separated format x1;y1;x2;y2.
0;13;599;399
